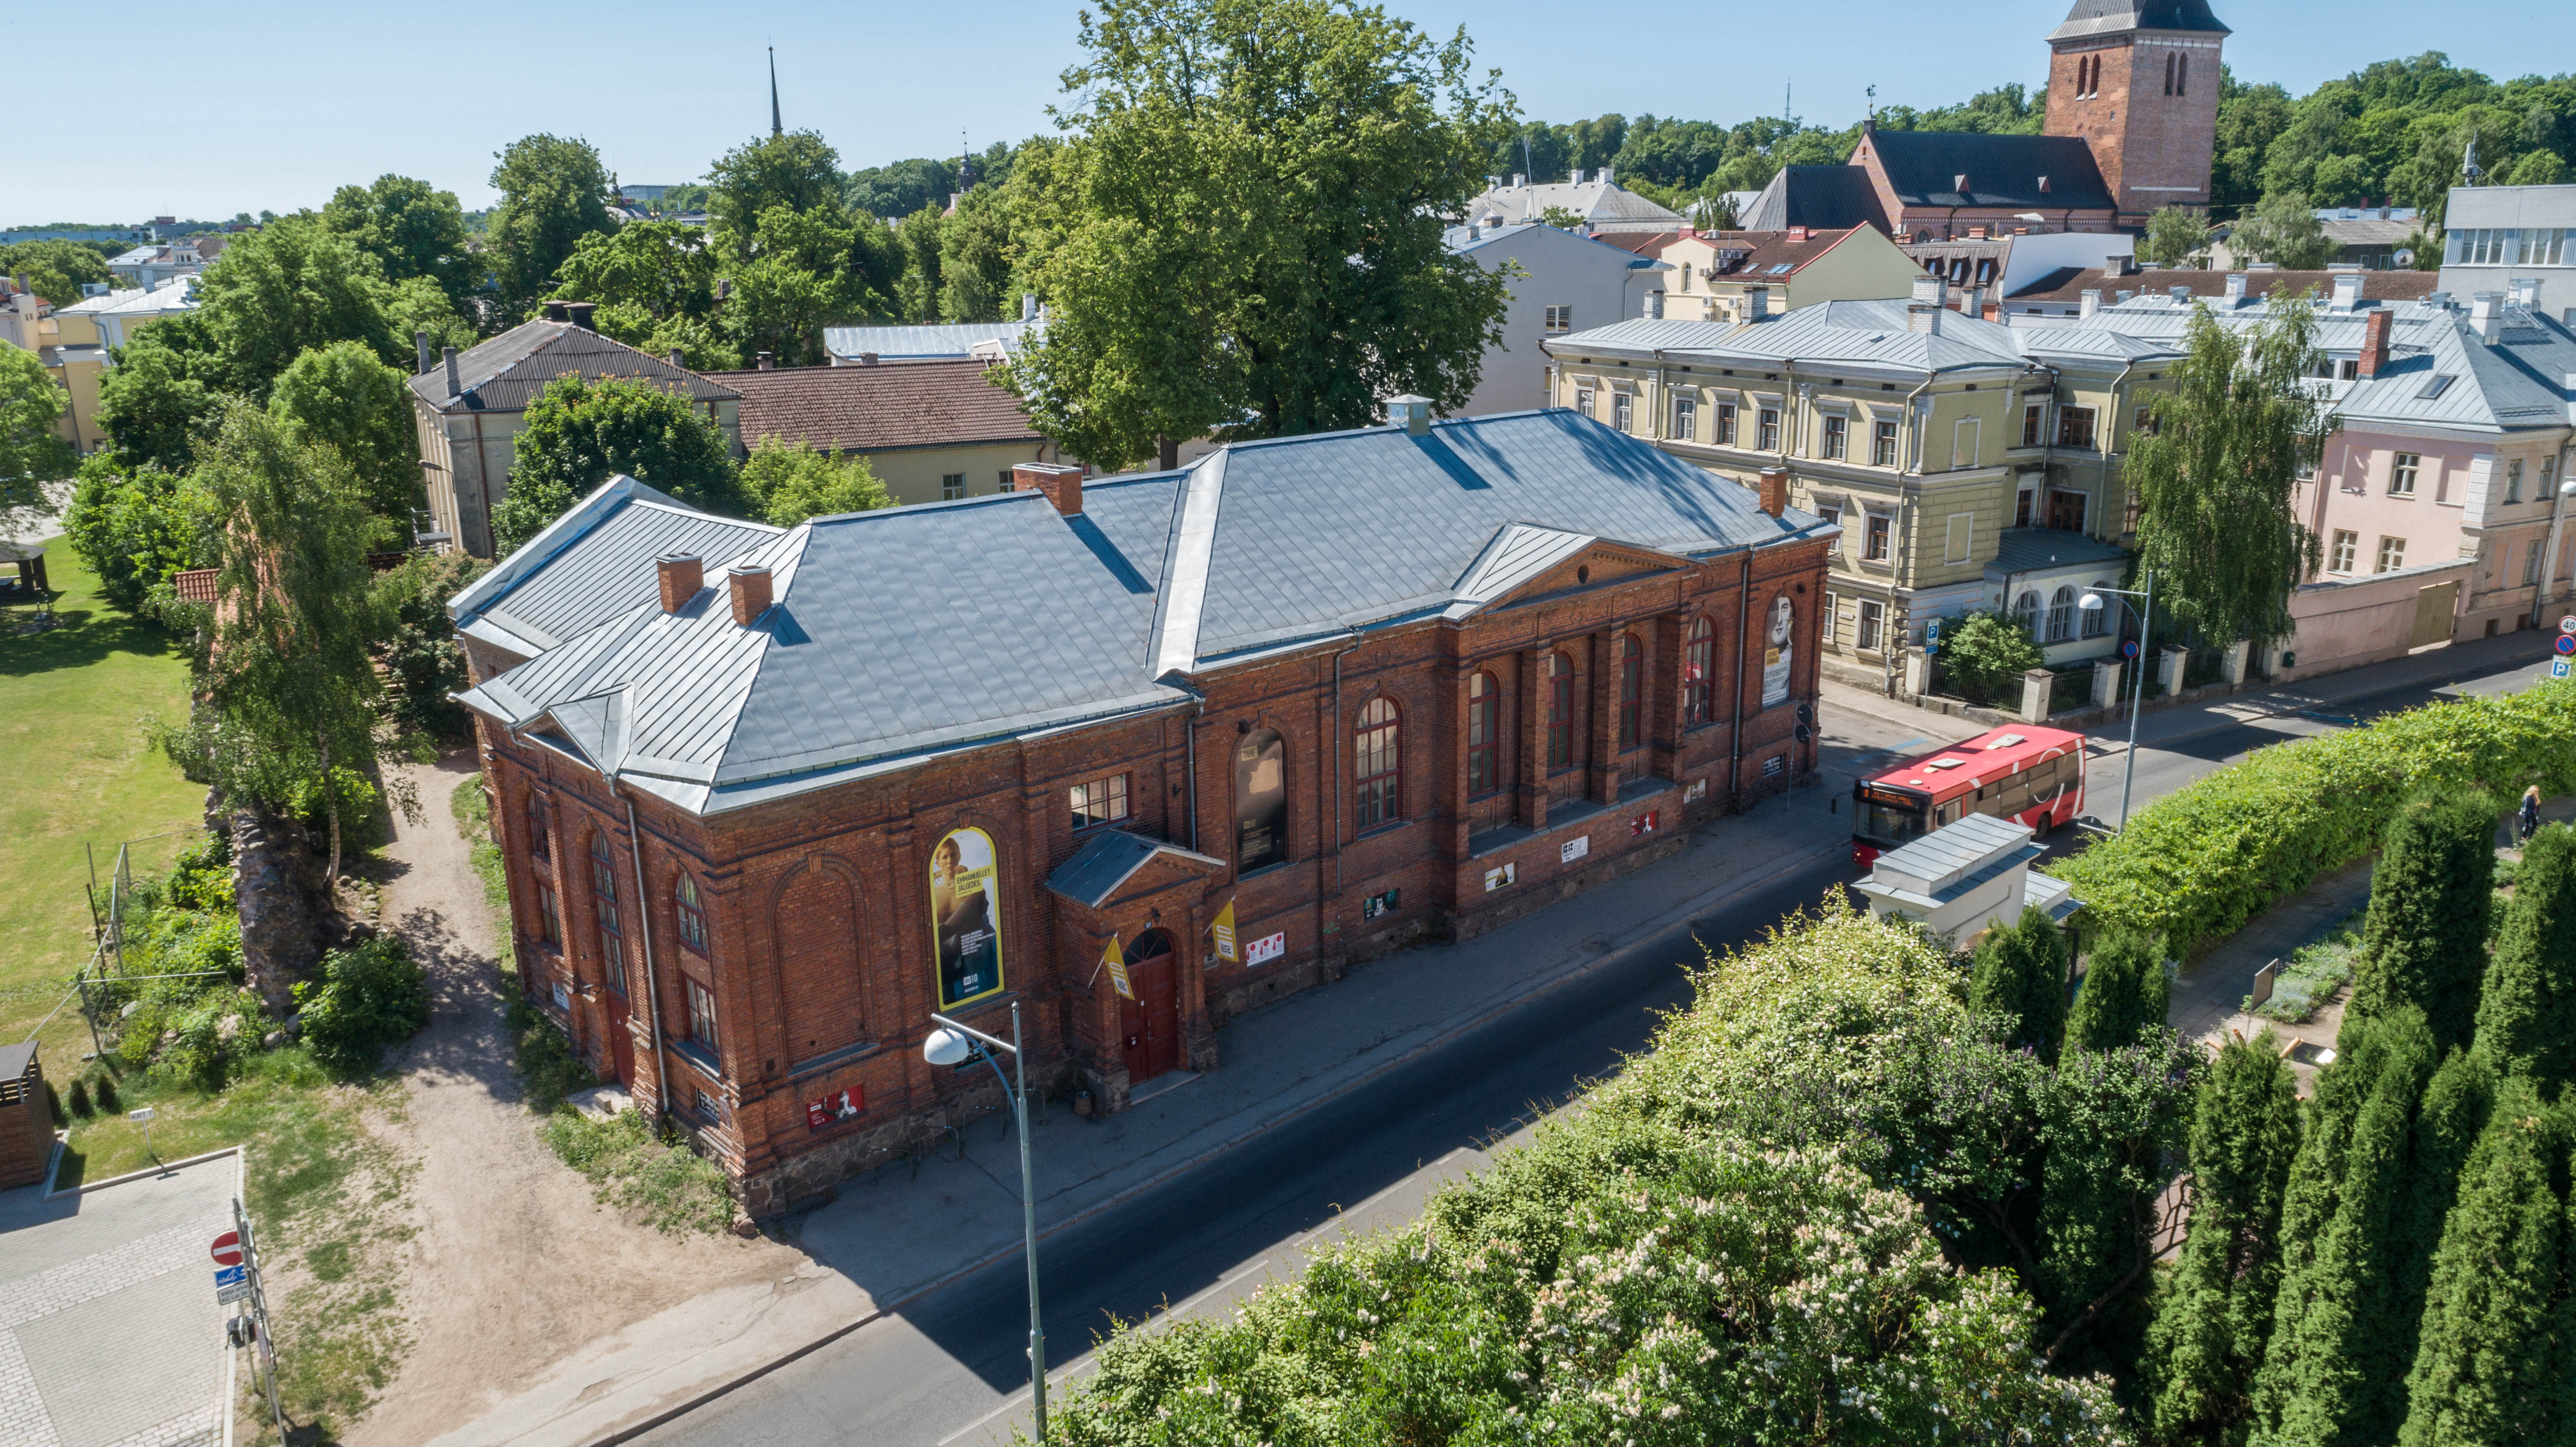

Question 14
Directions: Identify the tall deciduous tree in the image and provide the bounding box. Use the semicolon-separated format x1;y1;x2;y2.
2474;822;2576;1092
2127;290;2335;651
726;205;888;367
192;214;402;394
706;130;847;258
2396;1078;2569;1447
1004;0;1514;470
95;316;229;470
2139;204;2209;266
2228;190;2339;269
486;133;616;320
2348;787;2495;1053
60;455;199;610
2067;929;2172;1053
267;340;417;526
1968;906;2070;1063
491;376;743;555
739;438;890;526
0;239;113;308
320;174;474;309
2143;1031;2301;1447
0;342;75;519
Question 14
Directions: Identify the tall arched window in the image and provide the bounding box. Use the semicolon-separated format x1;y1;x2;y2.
2014;590;2043;636
2082;580;2113;638
1683;617;1715;726
2176;52;2188;96
527;795;550;861
1353;696;1400;829
2046;585;2076;644
2162;51;2176;96
589;833;625;994
1546;653;1576;769
1618;635;1644;749
675;873;710;954
1466;672;1502;796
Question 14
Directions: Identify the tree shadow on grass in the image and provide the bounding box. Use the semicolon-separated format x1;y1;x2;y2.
0;598;180;678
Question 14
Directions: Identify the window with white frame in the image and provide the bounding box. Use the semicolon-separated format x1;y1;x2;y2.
1822;590;1840;645
1864;513;1891;562
2329;529;2359;573
1672;392;1697;441
2021;402;2045;447
1575;387;1595;419
1857;599;1885;652
941;473;967;500
1544;304;1573;333
1872;419;1899;467
1821;414;1848;460
2081;581;2112;637
1715;402;1738;445
1757;407;1781;451
1612;392;1633;432
686;976;719;1053
2376;535;2407;573
2046;585;2076;644
2389;453;2419;497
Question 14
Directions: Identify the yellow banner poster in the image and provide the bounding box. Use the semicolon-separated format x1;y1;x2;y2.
1211;898;1238;963
1102;933;1135;1001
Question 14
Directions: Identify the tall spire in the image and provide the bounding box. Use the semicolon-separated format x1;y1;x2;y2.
769;47;782;138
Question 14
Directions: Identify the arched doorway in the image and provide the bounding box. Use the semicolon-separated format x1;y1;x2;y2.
1117;929;1181;1085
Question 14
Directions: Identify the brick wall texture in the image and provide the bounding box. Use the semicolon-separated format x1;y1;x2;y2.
2045;31;2224;224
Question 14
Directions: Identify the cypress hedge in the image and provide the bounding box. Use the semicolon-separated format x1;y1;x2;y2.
2053;681;2576;954
2069;929;2172;1053
2473;822;2576;1092
2347;789;2495;1053
1969;906;2070;1062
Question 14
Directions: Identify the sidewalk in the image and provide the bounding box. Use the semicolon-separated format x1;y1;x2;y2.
430;723;1892;1447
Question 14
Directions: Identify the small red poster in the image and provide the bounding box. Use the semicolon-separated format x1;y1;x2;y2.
805;1088;863;1130
1631;809;1659;836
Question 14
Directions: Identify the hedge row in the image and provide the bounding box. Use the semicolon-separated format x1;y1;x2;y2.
2051;677;2576;951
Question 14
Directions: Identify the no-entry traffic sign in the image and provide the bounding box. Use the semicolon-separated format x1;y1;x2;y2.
210;1231;242;1267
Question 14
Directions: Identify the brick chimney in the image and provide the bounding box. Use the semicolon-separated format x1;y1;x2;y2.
1014;462;1086;515
415;330;433;376
655;553;703;613
442;345;461;397
1757;467;1789;517
756;351;774;370
542;299;571;322
565;301;597;330
727;565;772;625
667;348;686;368
2358;308;2392;378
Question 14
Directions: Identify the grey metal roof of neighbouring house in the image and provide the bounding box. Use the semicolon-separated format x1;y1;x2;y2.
820;320;1035;364
456;410;1831;816
1864;130;2117;214
2046;0;2230;41
1986;527;2131;580
1044;831;1226;908
1552;298;2034;375
1735;166;1892;234
411;320;740;414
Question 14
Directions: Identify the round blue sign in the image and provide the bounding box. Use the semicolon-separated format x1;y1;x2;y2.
2556;634;2576;657
2122;640;2141;659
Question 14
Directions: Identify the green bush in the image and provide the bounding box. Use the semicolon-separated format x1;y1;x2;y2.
2054;679;2576;953
294;936;431;1075
1940;609;2047;708
375;552;491;738
45;1080;64;1126
285;766;381;836
508;996;592;1112
59;453;201;611
540;1108;734;1235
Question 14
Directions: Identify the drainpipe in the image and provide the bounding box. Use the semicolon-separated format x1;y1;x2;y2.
1728;549;1753;801
1889;370;1938;691
2101;360;2136;536
617;785;673;1131
1328;629;1364;892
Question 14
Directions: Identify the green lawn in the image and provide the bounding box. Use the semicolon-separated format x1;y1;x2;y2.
0;536;203;1073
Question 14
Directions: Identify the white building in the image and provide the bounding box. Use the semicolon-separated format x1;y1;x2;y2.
1446;221;1668;417
1855;811;2076;950
2439;184;2576;323
1459;170;1686;235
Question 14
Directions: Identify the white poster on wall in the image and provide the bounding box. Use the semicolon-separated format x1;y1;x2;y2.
1762;595;1794;709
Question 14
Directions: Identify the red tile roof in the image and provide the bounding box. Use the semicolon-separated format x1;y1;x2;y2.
709;359;1044;454
171;568;218;604
1696;229;1863;279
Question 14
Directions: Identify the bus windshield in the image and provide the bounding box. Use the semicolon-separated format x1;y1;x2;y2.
1857;799;1926;846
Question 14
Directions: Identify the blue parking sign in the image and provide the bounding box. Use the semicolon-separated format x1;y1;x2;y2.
2554;658;2572;681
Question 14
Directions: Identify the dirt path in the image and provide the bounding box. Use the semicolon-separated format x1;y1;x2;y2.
351;755;799;1447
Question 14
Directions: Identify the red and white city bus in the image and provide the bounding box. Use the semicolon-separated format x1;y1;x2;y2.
1851;724;2088;868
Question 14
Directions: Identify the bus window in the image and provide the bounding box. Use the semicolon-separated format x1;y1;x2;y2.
1858;797;1926;845
1936;799;1965;826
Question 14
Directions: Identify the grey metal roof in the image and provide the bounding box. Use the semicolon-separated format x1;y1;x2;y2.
1863;130;2117;214
411;320;741;414
460;411;1828;816
2332;304;2576;432
0;1040;33;1080
1044;831;1226;908
1873;811;2036;892
1736;166;1891;233
1553;300;2035;375
449;476;783;658
820;320;1035;363
1460;179;1685;232
1986;527;2130;579
2046;0;2231;40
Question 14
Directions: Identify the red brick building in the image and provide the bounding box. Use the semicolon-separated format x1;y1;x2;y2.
2042;0;2230;226
451;403;1832;1216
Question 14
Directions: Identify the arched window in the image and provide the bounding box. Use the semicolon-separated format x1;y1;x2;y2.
589;833;625;994
1683;617;1715;726
2162;51;2176;96
1618;635;1644;749
2046;585;2076;644
527;794;550;861
2014;590;2042;636
1546;653;1576;769
675;873;710;954
1466;672;1503;796
2176;52;2188;97
1353;696;1400;829
2081;580;2113;638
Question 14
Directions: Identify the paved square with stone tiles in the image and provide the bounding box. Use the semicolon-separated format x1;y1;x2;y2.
0;1152;237;1447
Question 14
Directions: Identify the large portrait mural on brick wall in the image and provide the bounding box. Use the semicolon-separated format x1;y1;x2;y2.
1235;728;1287;871
930;827;1006;1009
1762;595;1794;709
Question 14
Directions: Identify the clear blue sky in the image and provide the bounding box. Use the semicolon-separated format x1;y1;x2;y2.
11;0;2570;224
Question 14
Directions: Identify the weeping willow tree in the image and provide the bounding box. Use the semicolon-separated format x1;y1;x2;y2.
2126;290;2336;651
157;402;408;885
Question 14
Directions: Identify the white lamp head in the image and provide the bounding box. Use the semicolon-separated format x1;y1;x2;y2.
2079;592;2106;610
2560;477;2576;500
923;1026;972;1067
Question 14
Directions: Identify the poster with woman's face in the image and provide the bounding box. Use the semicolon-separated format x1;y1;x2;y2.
930;827;1005;1009
1762;595;1795;709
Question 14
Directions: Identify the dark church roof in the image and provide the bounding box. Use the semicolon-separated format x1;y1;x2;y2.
2046;0;2229;42
1863;130;2117;213
1736;166;1890;233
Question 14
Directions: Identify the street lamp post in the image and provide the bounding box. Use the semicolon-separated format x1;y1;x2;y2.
2079;568;2156;831
924;1005;1047;1442
2529;474;2576;629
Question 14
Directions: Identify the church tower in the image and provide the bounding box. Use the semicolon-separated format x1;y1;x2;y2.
2042;1;2228;227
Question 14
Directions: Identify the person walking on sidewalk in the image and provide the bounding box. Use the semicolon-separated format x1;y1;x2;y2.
2521;785;2543;843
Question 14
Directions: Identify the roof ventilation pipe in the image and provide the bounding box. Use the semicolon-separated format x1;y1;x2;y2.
2470;291;2504;344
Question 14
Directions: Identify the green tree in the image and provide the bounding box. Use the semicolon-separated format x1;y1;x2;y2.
893;202;946;323
2035;1032;2198;1358
705;130;846;257
739;438;890;526
94;318;229;470
2348;787;2495;1053
373;551;489;738
486;133;616;319
1939;608;2045;709
2473;822;2576;1092
2396;1078;2569;1447
2143;1031;2302;1446
546;221;743;371
2230;190;2339;269
2254;1007;2442;1447
1968;906;2069;1063
2127;290;2334;652
156;403;394;885
0;239;113;308
2067;929;2171;1053
726;205;884;367
1004;0;1514;471
492;376;743;555
60;455;199;609
939;188;1013;323
191;214;402;394
320;174;473;309
2504;150;2569;185
0;342;75;515
2140;204;2209;266
267;341;417;524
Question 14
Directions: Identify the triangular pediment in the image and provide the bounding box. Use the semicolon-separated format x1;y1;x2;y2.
1452;523;1691;613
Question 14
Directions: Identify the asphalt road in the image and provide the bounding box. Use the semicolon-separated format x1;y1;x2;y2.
635;640;2555;1447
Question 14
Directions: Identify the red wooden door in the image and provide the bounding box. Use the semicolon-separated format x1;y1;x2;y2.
1120;931;1180;1085
607;1005;635;1088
